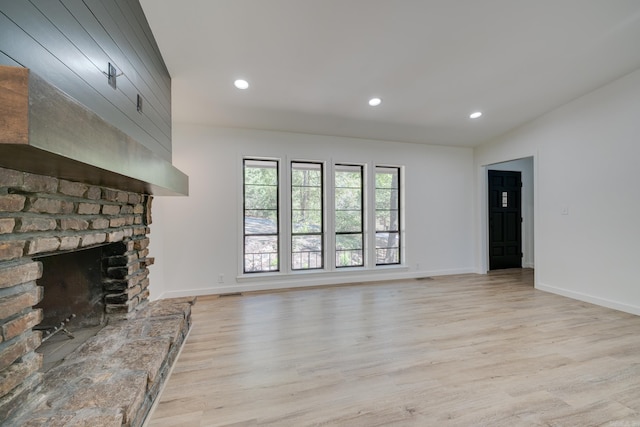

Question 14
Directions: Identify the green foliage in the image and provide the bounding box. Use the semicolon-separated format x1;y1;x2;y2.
244;185;277;210
335;170;361;188
244;161;279;224
335;210;361;232
335;188;361;210
291;187;322;210
244;162;277;185
292;165;323;237
336;233;362;250
375;170;398;189
291;165;322;186
335;168;362;234
292;210;322;233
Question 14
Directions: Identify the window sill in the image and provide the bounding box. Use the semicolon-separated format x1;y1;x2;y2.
236;264;409;284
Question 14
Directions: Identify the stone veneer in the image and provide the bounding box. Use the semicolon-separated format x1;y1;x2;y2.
0;165;156;423
15;296;195;426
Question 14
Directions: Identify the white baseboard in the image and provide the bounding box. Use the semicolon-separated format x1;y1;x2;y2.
156;267;477;299
536;282;640;316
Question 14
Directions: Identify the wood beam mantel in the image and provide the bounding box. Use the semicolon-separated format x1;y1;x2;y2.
0;66;29;145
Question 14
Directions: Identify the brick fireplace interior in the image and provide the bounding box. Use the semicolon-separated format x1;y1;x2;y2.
36;245;108;329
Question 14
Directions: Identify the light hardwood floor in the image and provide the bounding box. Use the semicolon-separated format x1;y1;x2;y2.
148;270;640;426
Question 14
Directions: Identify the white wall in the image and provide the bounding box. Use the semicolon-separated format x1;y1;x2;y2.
486;158;535;269
475;68;640;315
152;126;475;298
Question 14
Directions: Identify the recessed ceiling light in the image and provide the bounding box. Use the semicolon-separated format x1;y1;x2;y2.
368;97;382;107
469;111;482;119
234;79;249;90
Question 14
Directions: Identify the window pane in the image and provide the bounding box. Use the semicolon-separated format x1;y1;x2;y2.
244;159;279;273
291;164;322;186
375;232;399;264
336;210;361;232
375;210;399;232
376;247;400;264
335;164;363;268
291;187;322;210
336;232;363;267
375;188;398;210
244;210;278;234
244;185;278;210
336;233;362;250
335;166;362;187
375;167;399;189
291;162;324;270
244;160;278;185
292;210;322;233
335;188;361;210
244;235;279;272
292;235;323;270
375;166;400;265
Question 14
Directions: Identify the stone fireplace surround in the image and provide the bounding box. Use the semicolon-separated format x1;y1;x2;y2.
0;166;192;426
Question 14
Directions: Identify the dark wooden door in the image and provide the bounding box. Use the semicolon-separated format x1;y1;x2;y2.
488;170;522;270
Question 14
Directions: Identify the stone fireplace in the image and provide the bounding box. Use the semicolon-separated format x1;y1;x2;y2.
0;166;194;426
0;167;146;410
0;65;191;426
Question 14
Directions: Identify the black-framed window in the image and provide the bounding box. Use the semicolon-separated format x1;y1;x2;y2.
375;166;400;265
335;164;364;267
291;162;323;270
243;159;279;273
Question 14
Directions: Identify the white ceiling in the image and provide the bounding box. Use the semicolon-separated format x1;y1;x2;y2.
140;0;640;147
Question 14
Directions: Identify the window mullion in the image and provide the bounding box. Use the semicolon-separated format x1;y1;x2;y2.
281;156;292;273
326;162;335;271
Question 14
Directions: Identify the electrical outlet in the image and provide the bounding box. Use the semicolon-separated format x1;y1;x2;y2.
218;274;224;283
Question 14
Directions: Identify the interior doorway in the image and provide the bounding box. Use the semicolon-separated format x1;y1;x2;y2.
484;156;534;273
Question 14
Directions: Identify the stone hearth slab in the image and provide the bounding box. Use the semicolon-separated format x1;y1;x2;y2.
10;296;195;427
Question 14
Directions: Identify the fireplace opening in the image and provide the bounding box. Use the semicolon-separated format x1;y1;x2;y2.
34;244;113;371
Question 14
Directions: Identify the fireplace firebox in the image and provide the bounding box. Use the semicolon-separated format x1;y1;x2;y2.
36;246;106;330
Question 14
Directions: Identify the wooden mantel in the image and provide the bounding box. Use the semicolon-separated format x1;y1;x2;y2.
0;66;29;145
0;65;188;196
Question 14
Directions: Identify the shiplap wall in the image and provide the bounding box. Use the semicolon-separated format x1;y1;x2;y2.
0;0;171;161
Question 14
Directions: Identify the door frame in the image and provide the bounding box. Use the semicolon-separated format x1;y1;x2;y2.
477;155;537;275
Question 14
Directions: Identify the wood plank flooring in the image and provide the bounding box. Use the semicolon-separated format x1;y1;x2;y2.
148;270;640;426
